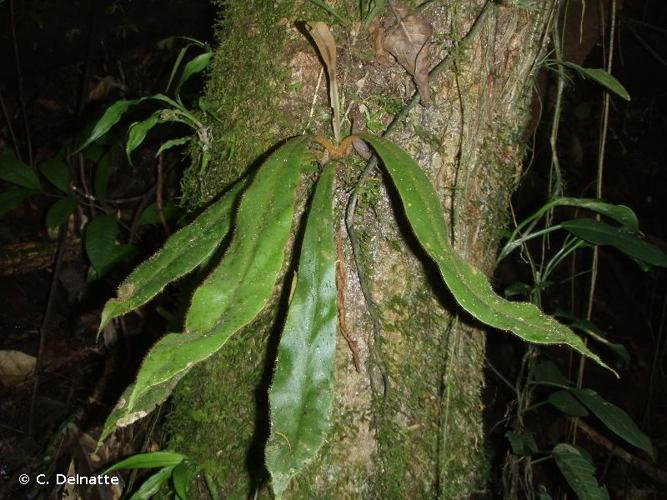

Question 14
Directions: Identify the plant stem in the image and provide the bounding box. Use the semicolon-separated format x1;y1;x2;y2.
9;0;33;167
28;223;68;438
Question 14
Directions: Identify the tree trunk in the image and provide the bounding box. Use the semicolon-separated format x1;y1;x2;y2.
165;1;555;497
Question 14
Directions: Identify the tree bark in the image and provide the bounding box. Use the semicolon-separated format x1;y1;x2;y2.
165;1;556;497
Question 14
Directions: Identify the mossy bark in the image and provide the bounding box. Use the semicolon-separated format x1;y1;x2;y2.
167;1;555;498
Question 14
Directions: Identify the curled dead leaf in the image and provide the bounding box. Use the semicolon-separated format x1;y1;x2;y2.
306;21;342;142
374;2;433;105
0;350;36;388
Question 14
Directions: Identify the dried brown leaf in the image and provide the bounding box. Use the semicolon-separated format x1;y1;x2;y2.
306;22;337;81
0;350;36;388
381;3;433;105
306;21;341;141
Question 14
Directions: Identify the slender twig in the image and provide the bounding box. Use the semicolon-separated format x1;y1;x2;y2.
576;419;667;483
0;88;21;159
28;223;68;438
9;0;33;167
573;0;617;443
79;153;96;216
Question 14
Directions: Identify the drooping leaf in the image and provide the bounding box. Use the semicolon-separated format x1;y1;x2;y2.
172;461;195;500
87;243;138;282
129;466;175;500
0;152;40;189
553;310;630;364
94;150;112;199
76;99;141;153
175;51;213;98
155;136;190;157
552;443;609;500
46;196;77;229
361;135;613;374
39;159;70;193
103;451;185;474
533;360;571;387
98;180;244;331
549;197;639;230
569;319;630;364
505;431;539;456
85;215;118;273
559;61;631;101
573;388;654;458
548;390;589;417
126;112;162;165
100;137;308;440
166;43;195;92
137;201;181;226
503;282;532;299
0;188;36;217
379;3;433;104
266;164;337;496
499;197;639;262
562;218;667;268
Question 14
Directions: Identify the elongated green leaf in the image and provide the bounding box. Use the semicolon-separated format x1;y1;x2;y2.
126;112;162;165
129;466;175;500
499;197;638;262
76;99;141;153
86;215;118;273
137;201;180;226
77;94;184;155
0;188;36;217
155;136;190;157
94;151;112;199
100;137;308;440
550;197;638;230
166;43;195;92
548;390;589;417
0;152;40;189
103;451;185;474
361;135;612;373
562;218;667;268
99;180;244;331
172;461;195;500
570;319;630;364
552;311;630;364
504;282;532;298
175;51;212;98
266;164;337;497
307;0;349;25
46;196;77;229
39;159;70;193
560;61;631;101
552;443;609;500
573;388;654;458
362;0;387;26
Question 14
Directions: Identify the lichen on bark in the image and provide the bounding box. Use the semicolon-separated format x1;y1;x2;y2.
164;1;556;498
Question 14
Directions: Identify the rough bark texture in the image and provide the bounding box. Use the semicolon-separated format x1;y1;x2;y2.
165;1;555;497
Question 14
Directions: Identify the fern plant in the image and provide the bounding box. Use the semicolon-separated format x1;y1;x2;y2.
93;129;619;495
88;19;649;499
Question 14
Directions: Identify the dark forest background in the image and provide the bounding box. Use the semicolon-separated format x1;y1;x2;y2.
0;0;666;498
